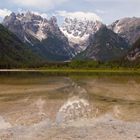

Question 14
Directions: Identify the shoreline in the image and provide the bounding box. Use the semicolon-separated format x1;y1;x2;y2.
0;69;140;74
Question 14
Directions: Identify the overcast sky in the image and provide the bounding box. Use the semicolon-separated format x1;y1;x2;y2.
0;0;140;24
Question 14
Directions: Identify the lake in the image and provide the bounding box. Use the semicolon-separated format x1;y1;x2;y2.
0;72;140;140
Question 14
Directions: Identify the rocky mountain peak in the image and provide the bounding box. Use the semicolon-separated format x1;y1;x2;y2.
49;16;57;25
10;12;16;18
3;12;57;42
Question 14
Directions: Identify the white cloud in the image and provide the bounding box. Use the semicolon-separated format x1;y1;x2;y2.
18;9;48;18
31;11;48;18
56;11;102;21
86;0;132;1
85;0;140;3
95;9;107;14
0;8;11;18
13;0;69;9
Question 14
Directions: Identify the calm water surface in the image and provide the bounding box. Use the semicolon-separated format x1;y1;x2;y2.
0;72;140;140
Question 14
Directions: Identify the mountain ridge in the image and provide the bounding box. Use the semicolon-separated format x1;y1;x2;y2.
1;11;140;64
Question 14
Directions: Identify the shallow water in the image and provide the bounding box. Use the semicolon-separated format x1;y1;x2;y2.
0;72;140;140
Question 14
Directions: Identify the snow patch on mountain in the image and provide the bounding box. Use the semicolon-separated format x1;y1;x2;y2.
24;35;33;46
36;20;47;41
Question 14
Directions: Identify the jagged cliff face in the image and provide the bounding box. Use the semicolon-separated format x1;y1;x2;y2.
2;12;74;61
108;17;140;45
60;17;103;53
75;26;130;61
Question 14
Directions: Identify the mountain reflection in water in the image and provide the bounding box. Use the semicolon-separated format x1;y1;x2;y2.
0;72;140;140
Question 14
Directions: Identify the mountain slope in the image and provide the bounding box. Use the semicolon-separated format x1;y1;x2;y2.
75;26;130;61
61;17;103;53
3;12;74;61
0;24;41;68
108;17;140;45
126;37;140;61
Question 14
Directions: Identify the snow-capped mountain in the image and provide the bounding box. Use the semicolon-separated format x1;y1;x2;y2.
2;11;140;62
108;17;140;45
2;12;74;61
61;17;103;53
